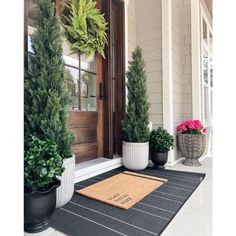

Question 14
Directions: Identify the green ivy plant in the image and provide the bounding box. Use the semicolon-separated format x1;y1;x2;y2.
24;136;65;192
150;127;175;152
62;0;108;58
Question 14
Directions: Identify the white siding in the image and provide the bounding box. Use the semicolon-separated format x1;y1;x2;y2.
136;0;163;129
182;0;192;121
128;0;136;60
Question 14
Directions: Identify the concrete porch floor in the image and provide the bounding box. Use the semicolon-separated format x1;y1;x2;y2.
25;157;212;236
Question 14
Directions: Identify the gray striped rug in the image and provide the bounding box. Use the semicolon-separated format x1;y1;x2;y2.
50;167;205;236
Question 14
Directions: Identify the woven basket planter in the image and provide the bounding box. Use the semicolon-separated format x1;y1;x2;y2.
177;134;206;166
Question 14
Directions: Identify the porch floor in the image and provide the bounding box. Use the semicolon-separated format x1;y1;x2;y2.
24;157;212;236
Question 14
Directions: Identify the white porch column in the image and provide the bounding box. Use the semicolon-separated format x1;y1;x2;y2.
162;0;174;163
191;0;202;120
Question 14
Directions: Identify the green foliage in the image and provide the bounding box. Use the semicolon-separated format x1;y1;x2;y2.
24;136;65;192
62;0;108;58
24;0;74;159
150;127;175;152
122;47;150;143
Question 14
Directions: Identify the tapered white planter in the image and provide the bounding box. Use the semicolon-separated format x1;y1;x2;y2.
122;141;149;170
56;155;75;208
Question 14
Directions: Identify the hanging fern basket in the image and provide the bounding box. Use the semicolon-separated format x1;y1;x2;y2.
62;0;108;58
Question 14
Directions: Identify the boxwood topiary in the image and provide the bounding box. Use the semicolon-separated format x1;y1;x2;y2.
150;127;175;152
24;135;65;192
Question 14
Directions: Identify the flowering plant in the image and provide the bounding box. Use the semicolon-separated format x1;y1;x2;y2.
177;120;206;135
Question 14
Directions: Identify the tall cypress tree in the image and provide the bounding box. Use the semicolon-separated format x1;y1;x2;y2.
24;0;73;158
122;46;150;143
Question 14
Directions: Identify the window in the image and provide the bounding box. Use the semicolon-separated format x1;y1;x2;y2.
62;37;97;111
200;6;213;126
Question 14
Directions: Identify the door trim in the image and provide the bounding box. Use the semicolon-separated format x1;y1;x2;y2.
102;0;125;158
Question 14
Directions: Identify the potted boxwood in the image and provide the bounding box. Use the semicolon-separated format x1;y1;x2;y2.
149;127;175;169
24;136;64;233
122;47;150;170
24;0;74;209
177;120;207;166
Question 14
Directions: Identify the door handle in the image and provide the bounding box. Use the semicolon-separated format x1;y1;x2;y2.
99;82;103;100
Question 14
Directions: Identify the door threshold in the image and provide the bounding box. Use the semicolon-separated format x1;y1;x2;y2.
74;157;123;183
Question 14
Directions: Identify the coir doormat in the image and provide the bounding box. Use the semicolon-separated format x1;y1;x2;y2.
76;171;168;209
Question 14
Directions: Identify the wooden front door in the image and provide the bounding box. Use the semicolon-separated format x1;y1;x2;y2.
102;0;125;158
67;55;104;164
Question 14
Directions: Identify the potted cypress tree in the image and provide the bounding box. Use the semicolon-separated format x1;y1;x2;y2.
24;136;64;233
149;127;175;169
122;47;150;170
24;0;74;210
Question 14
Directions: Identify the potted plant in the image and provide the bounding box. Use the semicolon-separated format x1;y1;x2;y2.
24;0;74;209
177;120;207;166
24;136;64;233
122;47;150;170
149;127;175;169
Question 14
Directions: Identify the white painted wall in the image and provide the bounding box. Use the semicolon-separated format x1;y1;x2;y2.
136;0;163;129
172;0;183;160
182;0;193;121
127;0;136;60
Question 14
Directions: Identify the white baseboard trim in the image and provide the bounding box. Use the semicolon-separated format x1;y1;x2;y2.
165;155;210;167
74;158;123;183
166;157;184;167
199;154;211;162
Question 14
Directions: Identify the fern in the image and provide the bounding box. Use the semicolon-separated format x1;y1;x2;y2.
62;0;108;58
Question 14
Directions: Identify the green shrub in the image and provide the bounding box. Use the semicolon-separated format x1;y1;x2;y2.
150;127;175;152
122;47;150;142
24;136;64;192
24;0;73;159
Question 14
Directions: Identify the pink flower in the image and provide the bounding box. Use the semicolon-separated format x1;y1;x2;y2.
177;120;205;134
188;122;195;129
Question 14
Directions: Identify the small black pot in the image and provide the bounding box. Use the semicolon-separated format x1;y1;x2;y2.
24;179;61;233
151;150;169;169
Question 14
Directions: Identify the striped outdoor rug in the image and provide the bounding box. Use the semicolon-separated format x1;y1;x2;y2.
50;166;205;236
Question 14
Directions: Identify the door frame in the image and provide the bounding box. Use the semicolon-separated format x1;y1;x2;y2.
102;0;125;158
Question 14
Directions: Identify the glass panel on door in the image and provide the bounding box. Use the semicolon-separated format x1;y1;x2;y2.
80;72;97;111
80;53;96;73
65;66;79;110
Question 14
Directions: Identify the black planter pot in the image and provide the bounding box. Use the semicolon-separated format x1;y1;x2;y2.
151;150;169;169
24;179;61;233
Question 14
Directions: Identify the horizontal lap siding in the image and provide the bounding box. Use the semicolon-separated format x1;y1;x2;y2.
136;0;163;129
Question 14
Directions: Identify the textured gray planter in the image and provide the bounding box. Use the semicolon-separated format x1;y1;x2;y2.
177;134;206;166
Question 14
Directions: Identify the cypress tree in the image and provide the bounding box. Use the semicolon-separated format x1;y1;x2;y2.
122;46;150;143
24;0;73;158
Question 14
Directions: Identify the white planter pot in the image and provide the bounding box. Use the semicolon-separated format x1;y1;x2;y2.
122;141;149;170
56;155;75;208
